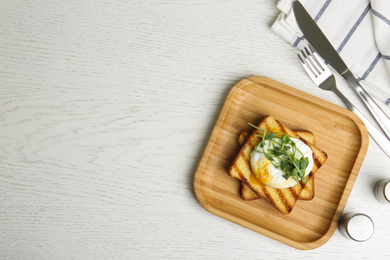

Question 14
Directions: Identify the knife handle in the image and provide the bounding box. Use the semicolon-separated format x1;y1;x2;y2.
334;87;390;158
343;71;390;140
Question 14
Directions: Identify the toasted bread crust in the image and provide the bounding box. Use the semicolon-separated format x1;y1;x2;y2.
228;115;327;214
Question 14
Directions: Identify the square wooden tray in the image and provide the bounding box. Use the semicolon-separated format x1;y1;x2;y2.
193;77;369;250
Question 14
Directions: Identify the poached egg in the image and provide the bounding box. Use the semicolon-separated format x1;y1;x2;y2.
250;137;314;188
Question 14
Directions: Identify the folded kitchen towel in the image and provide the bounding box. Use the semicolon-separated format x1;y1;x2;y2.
271;0;390;105
371;0;390;76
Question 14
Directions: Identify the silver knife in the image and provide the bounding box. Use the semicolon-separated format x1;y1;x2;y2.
293;1;390;141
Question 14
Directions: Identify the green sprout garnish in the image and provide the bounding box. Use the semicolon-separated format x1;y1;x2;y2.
249;123;310;184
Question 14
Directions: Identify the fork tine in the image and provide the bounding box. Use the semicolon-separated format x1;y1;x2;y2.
298;44;334;82
297;51;318;80
303;47;321;75
304;46;326;73
298;44;335;91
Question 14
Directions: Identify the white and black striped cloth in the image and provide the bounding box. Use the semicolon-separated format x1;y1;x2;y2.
271;0;390;105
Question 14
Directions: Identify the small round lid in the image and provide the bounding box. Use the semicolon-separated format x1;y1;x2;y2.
346;214;374;242
384;181;390;202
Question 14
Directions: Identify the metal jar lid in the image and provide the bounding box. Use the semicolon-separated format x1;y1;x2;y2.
374;179;390;204
338;213;375;242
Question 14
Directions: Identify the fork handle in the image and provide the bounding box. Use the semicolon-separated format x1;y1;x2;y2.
333;88;390;158
343;71;390;140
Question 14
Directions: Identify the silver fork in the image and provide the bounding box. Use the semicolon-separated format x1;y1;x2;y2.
298;46;390;158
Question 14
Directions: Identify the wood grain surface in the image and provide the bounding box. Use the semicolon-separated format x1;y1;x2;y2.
194;77;368;250
2;0;390;259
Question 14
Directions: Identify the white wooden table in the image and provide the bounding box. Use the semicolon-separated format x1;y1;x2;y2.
1;1;390;259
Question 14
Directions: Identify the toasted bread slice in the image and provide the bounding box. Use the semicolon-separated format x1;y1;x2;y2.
228;115;327;215
240;174;315;200
239;130;316;201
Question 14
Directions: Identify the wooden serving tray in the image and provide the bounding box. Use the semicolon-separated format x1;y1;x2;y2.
193;76;369;250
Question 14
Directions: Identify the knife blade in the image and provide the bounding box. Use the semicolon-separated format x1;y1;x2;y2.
293;1;390;141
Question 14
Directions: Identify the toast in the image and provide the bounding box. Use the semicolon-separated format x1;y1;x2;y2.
239;130;316;201
228;115;327;215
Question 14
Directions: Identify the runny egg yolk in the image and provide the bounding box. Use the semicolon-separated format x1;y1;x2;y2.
254;158;272;184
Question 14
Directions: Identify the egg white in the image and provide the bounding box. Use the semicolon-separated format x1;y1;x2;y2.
250;138;314;189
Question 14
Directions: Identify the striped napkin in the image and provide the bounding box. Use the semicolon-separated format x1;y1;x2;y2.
271;0;390;105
